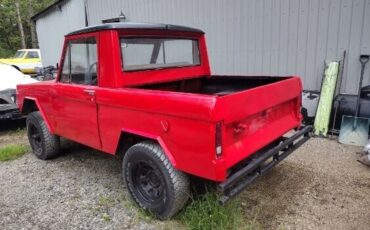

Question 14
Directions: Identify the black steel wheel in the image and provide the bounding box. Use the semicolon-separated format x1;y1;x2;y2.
132;161;165;204
123;141;190;219
26;111;60;160
28;122;42;153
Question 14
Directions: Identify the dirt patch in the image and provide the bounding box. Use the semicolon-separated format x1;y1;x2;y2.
241;137;370;230
0;120;28;149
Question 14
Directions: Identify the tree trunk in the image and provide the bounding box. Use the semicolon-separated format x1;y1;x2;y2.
28;0;37;48
15;1;26;49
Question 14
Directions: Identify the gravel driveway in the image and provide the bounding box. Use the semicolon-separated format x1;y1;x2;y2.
1;121;370;229
0;123;182;230
242;137;370;230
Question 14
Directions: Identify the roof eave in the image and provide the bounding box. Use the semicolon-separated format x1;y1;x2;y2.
31;0;68;22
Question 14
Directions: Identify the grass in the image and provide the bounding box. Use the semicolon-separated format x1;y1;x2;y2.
15;128;26;135
121;189;262;229
94;195;115;213
177;193;262;230
98;195;115;207
102;213;111;222
0;144;28;161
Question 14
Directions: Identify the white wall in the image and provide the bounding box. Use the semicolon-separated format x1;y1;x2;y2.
35;0;85;67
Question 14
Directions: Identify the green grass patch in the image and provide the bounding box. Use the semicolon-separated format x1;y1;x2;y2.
15;128;26;135
177;193;262;230
98;195;115;207
0;144;27;161
101;213;111;222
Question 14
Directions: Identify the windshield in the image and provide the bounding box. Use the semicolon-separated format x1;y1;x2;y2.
120;38;200;71
14;51;26;58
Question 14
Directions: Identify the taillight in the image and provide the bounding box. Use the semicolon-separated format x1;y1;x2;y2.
215;122;222;157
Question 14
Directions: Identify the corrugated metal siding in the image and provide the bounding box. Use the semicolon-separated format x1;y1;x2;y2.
84;0;370;93
35;0;85;66
34;0;370;93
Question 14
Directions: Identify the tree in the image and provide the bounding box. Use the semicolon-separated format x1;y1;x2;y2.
28;0;37;48
0;0;53;57
15;0;26;49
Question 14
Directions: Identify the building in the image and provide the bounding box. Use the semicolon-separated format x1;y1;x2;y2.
32;0;370;93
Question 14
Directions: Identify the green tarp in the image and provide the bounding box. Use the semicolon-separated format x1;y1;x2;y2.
313;62;339;136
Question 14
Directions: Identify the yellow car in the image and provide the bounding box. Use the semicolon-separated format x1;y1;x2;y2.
0;49;42;75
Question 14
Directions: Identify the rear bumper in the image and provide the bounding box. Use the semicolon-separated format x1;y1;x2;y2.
218;125;312;204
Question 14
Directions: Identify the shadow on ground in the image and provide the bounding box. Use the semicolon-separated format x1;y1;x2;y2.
0;119;26;132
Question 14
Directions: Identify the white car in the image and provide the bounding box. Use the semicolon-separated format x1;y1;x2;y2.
0;63;38;120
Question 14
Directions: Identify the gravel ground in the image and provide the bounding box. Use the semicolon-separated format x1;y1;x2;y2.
0;121;182;230
242;137;370;230
1;120;370;229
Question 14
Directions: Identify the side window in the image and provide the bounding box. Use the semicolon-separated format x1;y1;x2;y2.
59;37;98;85
60;45;70;83
26;51;39;59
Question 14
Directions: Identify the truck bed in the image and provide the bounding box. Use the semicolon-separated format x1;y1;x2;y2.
135;75;289;96
133;75;302;171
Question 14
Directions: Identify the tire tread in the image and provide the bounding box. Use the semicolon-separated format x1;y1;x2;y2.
123;141;189;219
27;111;60;160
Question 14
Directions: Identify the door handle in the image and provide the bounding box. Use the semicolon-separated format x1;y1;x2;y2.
84;89;95;96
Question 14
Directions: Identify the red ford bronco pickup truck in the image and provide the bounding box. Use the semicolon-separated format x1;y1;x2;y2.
17;22;311;219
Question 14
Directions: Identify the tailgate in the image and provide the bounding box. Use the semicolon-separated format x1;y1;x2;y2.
214;77;302;168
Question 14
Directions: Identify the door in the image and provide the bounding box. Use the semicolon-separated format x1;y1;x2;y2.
53;37;101;148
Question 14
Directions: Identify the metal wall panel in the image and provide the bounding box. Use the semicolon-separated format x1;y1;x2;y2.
84;0;370;93
35;0;85;67
35;0;370;93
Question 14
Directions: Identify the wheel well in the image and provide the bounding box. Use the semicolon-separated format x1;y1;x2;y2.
22;99;39;115
115;132;152;158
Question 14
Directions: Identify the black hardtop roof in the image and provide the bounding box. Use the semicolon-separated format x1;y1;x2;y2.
67;22;204;36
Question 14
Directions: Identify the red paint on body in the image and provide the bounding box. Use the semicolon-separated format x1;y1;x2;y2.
17;26;302;182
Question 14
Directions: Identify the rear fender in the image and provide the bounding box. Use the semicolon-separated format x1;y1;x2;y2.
22;97;54;133
117;128;177;167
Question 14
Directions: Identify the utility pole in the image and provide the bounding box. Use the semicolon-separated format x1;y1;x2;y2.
15;1;26;49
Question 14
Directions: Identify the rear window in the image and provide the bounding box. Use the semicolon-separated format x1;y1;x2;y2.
120;37;200;71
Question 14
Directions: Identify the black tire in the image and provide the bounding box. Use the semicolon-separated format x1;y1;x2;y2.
123;141;190;219
26;111;60;160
